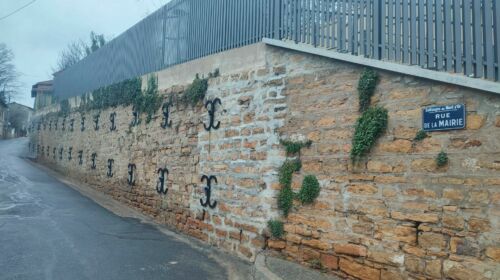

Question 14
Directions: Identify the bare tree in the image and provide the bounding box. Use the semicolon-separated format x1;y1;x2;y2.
54;41;86;72
85;32;106;56
54;32;107;72
0;43;19;104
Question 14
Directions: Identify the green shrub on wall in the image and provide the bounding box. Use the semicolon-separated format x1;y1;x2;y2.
414;130;428;141
436;151;449;167
278;159;302;187
278;186;295;217
267;220;284;238
133;75;162;123
57;75;162;124
88;77;142;110
59;99;70;117
277;159;301;216
279;139;312;155
350;106;388;161
350;68;389;162
180;74;208;106
276;140;320;217
56;70;220;121
357;68;379;112
298;175;320;204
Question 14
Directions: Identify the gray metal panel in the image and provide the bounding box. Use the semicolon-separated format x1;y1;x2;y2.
435;0;443;70
473;0;483;78
463;0;473;76
366;0;372;57
353;0;359;54
427;0;434;69
374;0;380;58
359;0;365;55
483;1;494;79
380;0;386;59
395;0;401;61
411;0;417;64
388;0;394;60
419;0;425;66
454;0;463;73
403;0;409;63
495;0;500;81
444;0;452;71
341;0;347;51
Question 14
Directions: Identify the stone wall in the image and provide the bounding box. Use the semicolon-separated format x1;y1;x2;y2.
31;43;500;279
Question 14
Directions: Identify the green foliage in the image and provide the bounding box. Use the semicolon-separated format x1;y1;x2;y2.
278;159;302;187
278;186;295;217
181;74;209;106
59;99;70;117
436;151;449;167
357;68;379;112
74;75;161;124
87;77;142;110
309;259;322;270
414;130;428;141
350;107;388;161
267;220;284;238
85;31;106;55
277;159;301;216
280;139;312;155
0;91;7;106
133;75;162;123
208;68;220;78
298;175;320;204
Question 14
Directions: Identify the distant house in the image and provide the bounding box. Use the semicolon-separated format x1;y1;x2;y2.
32;80;54;110
6;102;33;138
0;101;7;139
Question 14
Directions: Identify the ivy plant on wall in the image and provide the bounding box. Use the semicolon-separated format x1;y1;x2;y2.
268;139;320;238
357;68;379;112
436;151;449;167
350;68;388;162
51;69;220;127
178;69;219;107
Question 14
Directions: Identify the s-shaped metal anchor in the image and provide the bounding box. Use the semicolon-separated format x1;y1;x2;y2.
161;102;172;129
200;175;217;209
109;112;117;131
107;159;114;177
130;109;139;127
156;168;169;194
91;153;97;169
80;116;85;131
127;164;136;186
78;150;83;165
203;98;221;131
94;114;100;130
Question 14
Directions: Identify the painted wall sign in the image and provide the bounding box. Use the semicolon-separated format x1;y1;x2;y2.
422;104;466;132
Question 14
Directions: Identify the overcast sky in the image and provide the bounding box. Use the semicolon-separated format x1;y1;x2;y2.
0;0;171;107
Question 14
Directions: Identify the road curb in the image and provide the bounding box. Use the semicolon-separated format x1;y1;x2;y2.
254;254;282;280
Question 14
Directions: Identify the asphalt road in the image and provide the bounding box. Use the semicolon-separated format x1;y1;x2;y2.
0;138;227;280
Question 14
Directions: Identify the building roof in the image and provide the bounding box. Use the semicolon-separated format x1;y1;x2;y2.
31;80;54;98
8;102;33;111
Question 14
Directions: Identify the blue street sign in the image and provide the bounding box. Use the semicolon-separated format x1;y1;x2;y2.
422;104;466;132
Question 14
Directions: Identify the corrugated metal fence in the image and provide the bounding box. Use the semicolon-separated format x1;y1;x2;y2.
54;0;500;98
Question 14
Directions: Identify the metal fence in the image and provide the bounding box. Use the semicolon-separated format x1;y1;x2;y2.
281;0;500;81
54;0;281;98
54;0;500;98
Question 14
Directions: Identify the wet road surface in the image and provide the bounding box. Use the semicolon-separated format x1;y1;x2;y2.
0;138;227;280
